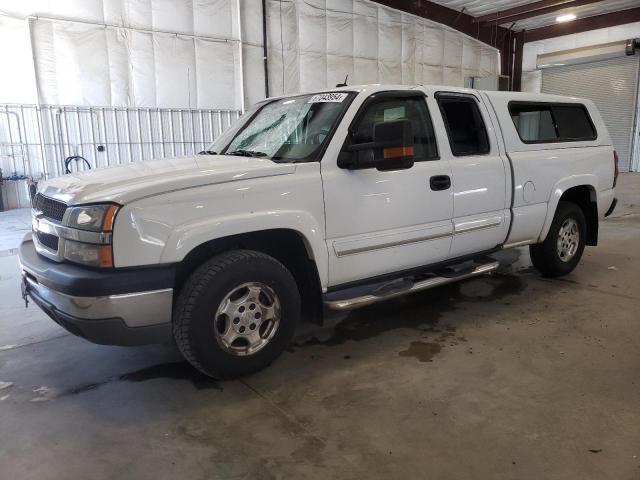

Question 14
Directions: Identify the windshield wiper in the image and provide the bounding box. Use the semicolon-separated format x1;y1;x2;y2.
198;150;217;155
225;149;268;158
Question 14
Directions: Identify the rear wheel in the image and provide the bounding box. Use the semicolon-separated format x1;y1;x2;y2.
529;201;586;277
173;250;300;378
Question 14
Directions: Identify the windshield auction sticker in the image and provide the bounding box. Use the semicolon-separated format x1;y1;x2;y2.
308;93;348;103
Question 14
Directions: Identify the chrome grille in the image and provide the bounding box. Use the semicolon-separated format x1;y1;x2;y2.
32;194;67;222
36;231;59;252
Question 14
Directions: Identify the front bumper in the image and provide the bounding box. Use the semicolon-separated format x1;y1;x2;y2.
18;237;175;346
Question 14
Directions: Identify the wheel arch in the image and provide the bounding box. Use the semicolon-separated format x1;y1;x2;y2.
539;180;598;246
174;229;324;324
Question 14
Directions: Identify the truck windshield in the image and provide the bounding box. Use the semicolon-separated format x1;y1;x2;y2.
209;92;354;163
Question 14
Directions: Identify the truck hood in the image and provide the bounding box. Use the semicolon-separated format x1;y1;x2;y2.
39;155;297;205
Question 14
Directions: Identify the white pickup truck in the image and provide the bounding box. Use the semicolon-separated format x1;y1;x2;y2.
19;85;618;378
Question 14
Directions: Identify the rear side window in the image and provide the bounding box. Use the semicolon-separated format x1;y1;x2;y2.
553;105;597;140
509;102;596;143
436;94;490;156
509;104;557;142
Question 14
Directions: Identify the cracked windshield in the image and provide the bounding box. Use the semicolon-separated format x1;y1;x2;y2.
222;92;353;162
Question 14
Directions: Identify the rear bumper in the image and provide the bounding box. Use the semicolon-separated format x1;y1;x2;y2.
604;197;617;217
18;237;174;346
598;188;616;218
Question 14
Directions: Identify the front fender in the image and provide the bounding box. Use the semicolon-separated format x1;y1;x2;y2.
112;162;327;284
538;175;597;242
160;210;329;288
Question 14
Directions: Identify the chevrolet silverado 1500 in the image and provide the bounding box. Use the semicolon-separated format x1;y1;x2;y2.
19;85;618;378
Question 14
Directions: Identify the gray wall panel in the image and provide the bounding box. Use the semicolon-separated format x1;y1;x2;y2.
542;55;639;172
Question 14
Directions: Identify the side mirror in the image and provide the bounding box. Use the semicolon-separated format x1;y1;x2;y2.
339;119;414;171
372;120;414;171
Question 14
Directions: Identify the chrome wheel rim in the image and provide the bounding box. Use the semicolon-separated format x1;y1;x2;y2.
557;218;580;262
214;282;281;356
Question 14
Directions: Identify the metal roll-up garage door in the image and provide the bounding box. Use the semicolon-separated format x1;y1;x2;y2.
542;55;640;172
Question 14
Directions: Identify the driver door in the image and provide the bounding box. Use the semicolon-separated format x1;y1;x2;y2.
321;91;454;287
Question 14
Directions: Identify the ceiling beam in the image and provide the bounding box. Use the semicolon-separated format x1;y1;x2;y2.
372;0;510;49
524;7;640;42
474;0;603;26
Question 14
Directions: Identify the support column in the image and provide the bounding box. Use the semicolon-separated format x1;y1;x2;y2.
500;29;514;85
513;30;525;92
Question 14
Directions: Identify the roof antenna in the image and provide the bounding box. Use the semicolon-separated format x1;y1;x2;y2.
336;74;348;88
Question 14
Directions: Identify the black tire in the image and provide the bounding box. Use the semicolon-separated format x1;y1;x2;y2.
173;250;300;379
529;201;586;277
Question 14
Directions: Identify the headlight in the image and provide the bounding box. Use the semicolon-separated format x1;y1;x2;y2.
63;203;119;268
66;204;119;232
64;240;114;268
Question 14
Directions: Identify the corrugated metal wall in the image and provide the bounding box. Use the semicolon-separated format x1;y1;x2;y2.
542;55;640;172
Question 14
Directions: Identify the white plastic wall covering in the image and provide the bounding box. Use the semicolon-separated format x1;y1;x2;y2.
236;0;245;112
27;11;243;110
266;0;498;98
267;0;301;96
239;0;268;104
0;15;38;104
28;10;238;42
4;1;498;109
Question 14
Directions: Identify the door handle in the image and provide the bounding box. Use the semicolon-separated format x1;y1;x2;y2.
430;175;451;191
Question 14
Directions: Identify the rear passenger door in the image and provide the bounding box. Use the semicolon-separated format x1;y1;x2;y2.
435;92;510;257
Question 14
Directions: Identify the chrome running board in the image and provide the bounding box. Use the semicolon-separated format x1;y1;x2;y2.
324;260;500;311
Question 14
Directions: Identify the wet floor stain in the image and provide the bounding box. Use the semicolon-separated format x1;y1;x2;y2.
295;273;527;349
65;362;222;396
54;271;530;395
398;341;442;363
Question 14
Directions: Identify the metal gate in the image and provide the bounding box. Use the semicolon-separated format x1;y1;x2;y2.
0;107;30;178
0;104;241;180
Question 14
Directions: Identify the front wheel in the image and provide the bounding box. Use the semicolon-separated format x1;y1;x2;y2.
173;250;300;379
529;201;586;277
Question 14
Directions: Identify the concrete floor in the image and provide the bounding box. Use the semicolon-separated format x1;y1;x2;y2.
0;175;638;479
0;207;30;257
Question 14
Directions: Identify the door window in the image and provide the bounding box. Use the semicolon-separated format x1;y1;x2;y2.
349;95;439;162
436;94;490;156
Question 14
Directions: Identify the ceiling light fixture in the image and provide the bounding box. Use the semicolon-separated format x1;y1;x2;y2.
556;13;577;23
